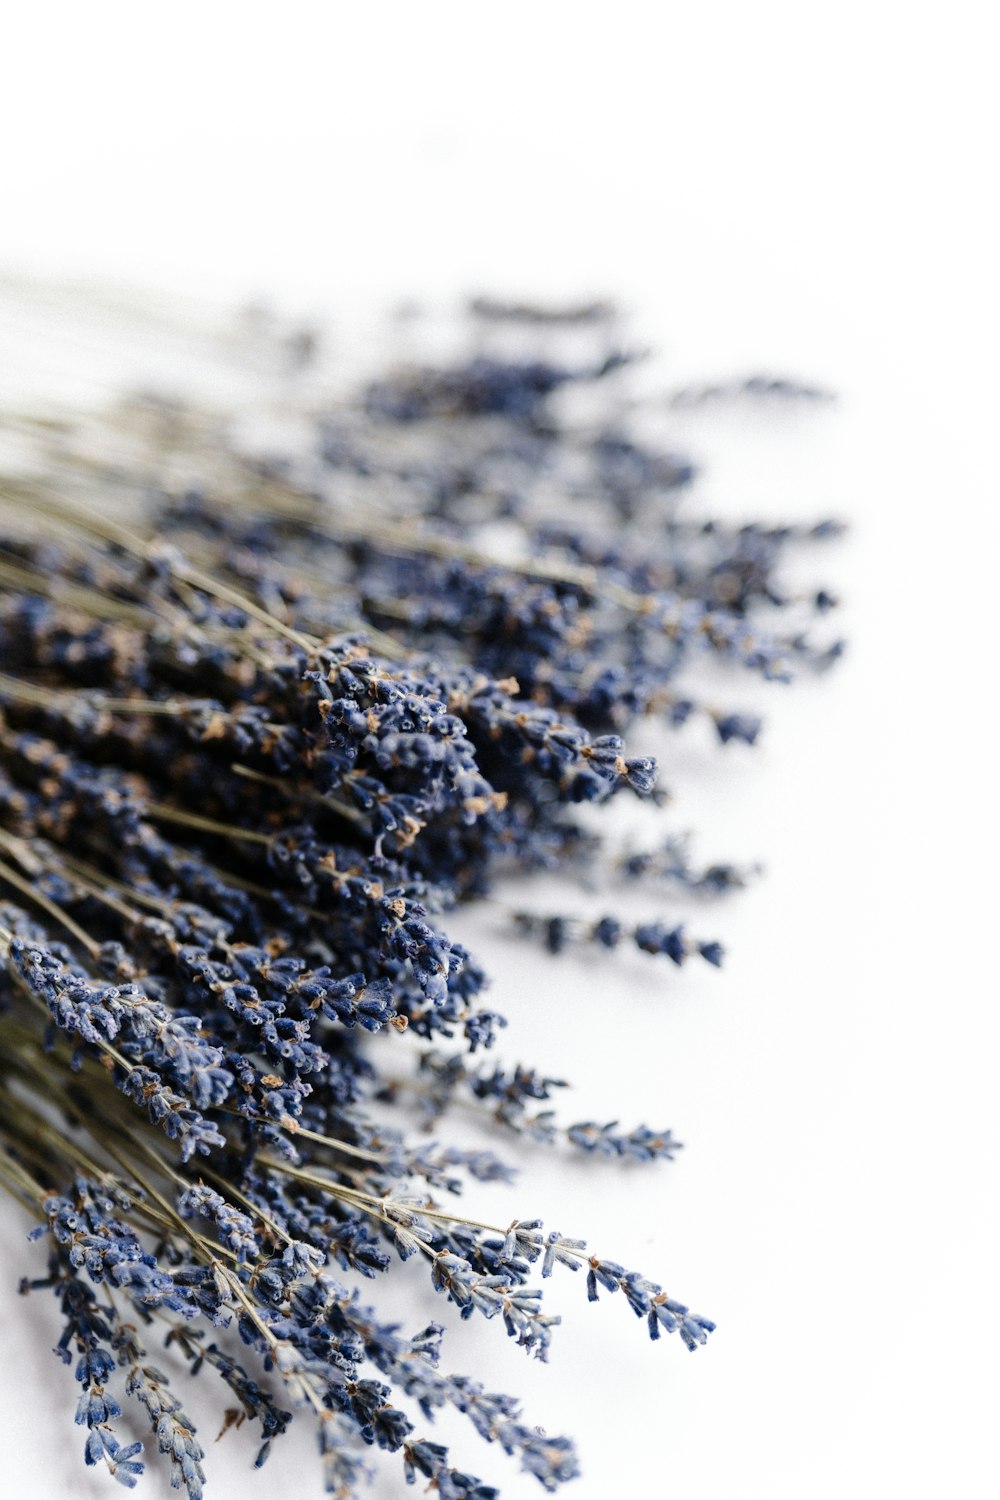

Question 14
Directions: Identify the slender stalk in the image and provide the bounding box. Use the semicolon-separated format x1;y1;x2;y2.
231;762;363;827
143;801;273;846
0;851;102;957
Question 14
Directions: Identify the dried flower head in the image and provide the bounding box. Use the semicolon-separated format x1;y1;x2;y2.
0;294;840;1497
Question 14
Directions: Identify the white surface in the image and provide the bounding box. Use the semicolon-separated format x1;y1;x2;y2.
1;5;998;1499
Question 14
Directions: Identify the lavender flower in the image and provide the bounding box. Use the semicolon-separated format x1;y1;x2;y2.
0;296;840;1496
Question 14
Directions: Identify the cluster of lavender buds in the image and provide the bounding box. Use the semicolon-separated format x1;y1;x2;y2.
0;295;841;1497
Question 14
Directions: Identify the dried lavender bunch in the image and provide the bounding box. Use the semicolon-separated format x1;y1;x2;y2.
0;299;841;1498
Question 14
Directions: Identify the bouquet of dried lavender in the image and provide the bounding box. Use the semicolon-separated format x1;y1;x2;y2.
0;298;841;1498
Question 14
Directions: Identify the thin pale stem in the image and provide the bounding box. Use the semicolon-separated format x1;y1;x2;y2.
0;851;103;957
143;801;273;846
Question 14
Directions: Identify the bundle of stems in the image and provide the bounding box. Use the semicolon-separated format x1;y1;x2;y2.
0;297;841;1498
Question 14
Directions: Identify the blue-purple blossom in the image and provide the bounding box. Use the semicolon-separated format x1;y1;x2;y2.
0;298;840;1497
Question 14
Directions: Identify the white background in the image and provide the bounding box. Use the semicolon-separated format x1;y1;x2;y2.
1;5;998;1498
